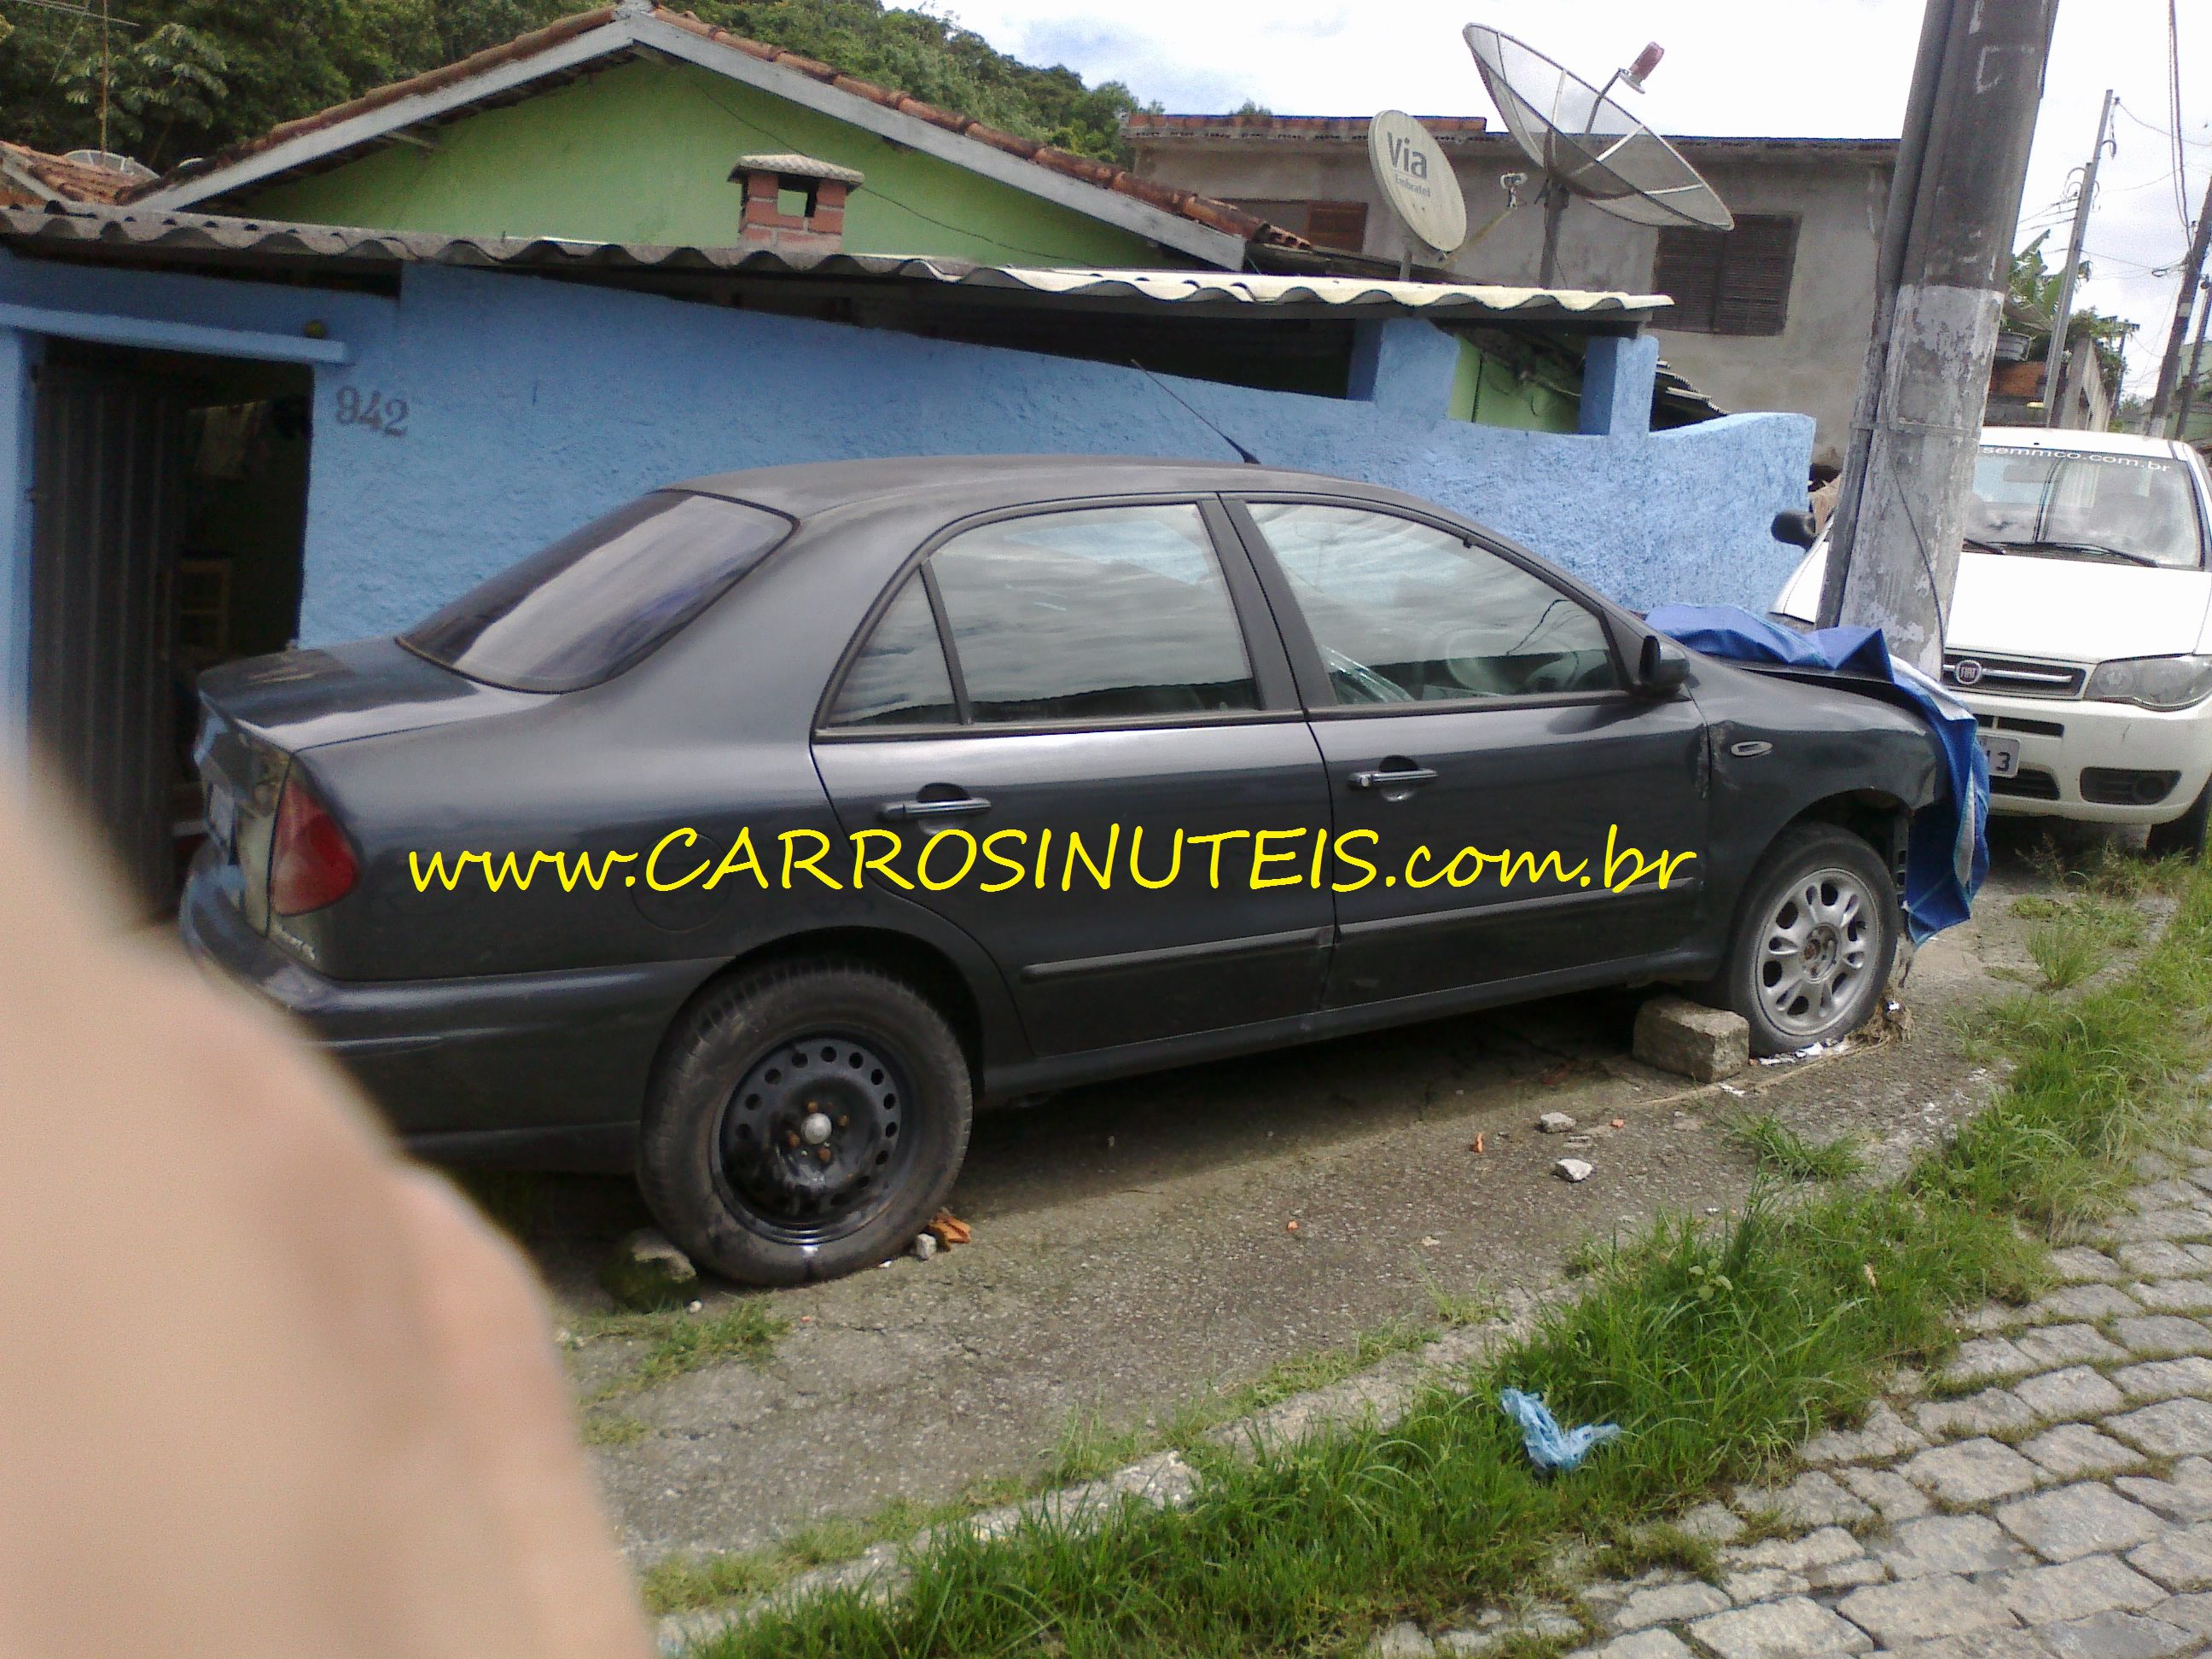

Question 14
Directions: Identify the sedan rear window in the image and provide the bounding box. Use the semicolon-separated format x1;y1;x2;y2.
403;492;792;691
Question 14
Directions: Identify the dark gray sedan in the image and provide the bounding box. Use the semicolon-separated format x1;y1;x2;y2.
184;457;1942;1284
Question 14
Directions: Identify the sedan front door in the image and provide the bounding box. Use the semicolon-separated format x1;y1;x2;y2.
1230;498;1712;1010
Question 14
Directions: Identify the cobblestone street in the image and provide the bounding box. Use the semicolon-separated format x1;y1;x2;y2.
1383;1144;2212;1659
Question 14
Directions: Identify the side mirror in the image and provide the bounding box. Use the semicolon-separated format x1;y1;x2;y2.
1772;509;1819;550
1637;632;1691;697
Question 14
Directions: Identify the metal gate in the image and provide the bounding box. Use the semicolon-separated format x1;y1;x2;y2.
28;363;189;912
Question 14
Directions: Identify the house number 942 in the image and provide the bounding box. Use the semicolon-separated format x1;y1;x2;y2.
335;387;409;436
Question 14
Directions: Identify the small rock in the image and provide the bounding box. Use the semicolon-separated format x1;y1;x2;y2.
1632;995;1749;1083
1368;1620;1434;1658
1539;1112;1578;1133
600;1227;699;1311
1557;1158;1594;1184
911;1231;939;1261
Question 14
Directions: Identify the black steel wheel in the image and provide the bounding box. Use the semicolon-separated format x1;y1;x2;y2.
713;1033;916;1248
638;963;971;1285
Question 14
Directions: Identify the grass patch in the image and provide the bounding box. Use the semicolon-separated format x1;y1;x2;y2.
1589;1519;1720;1583
2024;921;2104;991
1046;1284;1496;1482
1723;1112;1868;1183
583;1411;651;1447
695;861;2212;1659
585;1301;789;1404
651;1293;1495;1617
641;1499;1017;1616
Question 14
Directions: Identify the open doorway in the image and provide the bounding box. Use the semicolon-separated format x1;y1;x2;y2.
28;341;311;914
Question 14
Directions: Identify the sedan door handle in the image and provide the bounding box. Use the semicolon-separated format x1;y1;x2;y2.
1348;766;1437;790
879;795;992;822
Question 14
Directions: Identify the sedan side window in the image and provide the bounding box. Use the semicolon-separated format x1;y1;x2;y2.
827;574;958;727
928;504;1258;724
1249;503;1621;705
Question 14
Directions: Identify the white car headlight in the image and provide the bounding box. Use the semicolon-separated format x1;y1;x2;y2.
2084;655;2212;712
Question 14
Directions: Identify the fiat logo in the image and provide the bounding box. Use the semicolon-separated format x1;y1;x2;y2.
1953;659;1985;686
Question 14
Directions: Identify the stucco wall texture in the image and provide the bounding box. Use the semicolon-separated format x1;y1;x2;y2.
0;252;1813;672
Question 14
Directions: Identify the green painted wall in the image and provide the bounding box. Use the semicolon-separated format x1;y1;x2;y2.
1448;339;1579;434
242;57;1165;267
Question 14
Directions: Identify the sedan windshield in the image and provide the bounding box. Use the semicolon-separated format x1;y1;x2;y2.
403;492;792;692
1967;446;2206;570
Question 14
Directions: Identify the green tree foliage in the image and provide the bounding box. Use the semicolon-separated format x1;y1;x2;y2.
54;20;224;156
2008;231;2138;389
0;0;1141;172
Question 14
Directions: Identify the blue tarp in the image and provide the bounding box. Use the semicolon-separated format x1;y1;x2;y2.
1645;604;1988;941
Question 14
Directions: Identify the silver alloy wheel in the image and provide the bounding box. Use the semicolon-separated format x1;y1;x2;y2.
1756;864;1876;1040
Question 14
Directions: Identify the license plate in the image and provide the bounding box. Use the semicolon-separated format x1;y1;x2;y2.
1977;733;2020;780
206;785;237;857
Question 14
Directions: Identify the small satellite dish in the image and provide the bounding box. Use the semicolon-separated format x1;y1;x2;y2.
1463;23;1732;283
1367;111;1468;268
63;148;158;183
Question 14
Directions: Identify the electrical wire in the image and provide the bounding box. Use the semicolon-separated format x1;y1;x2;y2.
2166;0;2193;234
2116;102;2210;149
0;0;136;23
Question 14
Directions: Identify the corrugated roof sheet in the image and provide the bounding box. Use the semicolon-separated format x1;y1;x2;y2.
0;203;1668;321
136;5;1309;252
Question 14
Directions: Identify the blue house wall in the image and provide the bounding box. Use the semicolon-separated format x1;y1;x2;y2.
0;250;1812;710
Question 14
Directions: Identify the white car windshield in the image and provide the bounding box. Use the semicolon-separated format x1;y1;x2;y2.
1968;446;2206;569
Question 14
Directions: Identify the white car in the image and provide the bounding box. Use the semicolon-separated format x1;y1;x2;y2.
1774;427;2212;858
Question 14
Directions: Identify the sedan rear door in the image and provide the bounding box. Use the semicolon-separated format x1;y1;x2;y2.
811;498;1334;1059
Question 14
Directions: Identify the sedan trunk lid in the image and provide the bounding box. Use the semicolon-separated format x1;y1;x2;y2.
195;639;544;934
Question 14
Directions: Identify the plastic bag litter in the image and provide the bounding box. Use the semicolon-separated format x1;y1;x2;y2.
1498;1388;1622;1473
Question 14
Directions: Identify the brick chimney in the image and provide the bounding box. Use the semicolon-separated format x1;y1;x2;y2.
729;154;864;253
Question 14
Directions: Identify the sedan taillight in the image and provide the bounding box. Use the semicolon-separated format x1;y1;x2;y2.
269;773;358;915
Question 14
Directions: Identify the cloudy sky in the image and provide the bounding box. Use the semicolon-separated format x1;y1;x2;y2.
949;0;2210;395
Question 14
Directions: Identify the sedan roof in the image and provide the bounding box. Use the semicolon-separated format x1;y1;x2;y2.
673;454;1383;521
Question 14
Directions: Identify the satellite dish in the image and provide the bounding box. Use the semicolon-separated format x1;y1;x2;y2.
1463;23;1732;284
1367;111;1468;270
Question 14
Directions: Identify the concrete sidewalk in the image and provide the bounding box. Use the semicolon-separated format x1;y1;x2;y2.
1399;1147;2212;1659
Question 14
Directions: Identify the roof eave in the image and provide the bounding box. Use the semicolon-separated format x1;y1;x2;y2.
131;9;1249;269
132;18;627;211
625;12;1243;266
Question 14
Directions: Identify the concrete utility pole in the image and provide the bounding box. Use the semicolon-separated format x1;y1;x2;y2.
1817;0;2060;675
2149;172;2212;434
2042;89;2116;428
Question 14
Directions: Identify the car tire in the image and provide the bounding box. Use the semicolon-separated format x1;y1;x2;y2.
637;963;972;1286
1718;824;1900;1057
2146;779;2212;863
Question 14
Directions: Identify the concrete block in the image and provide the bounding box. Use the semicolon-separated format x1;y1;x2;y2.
1900;1437;2041;1505
1994;1553;2168;1624
2108;1397;2212;1457
1632;995;1748;1082
1997;1482;2164;1563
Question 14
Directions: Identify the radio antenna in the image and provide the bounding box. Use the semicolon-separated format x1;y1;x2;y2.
1129;359;1263;465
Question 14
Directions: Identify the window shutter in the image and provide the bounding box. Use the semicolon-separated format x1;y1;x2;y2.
1652;227;1726;331
1303;201;1369;252
1712;216;1797;336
